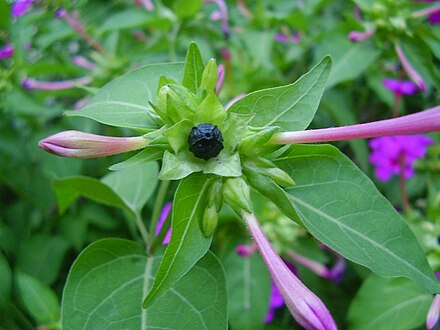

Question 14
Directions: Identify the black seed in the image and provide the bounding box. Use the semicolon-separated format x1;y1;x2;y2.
188;123;224;160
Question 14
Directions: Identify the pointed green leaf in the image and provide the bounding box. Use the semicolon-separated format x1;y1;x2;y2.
195;91;226;126
158;151;203;180
67;63;184;131
144;173;213;307
16;273;60;325
348;275;432;330
182;42;204;94
275;144;440;294
203;152;242;177
228;56;332;131
62;239;227;329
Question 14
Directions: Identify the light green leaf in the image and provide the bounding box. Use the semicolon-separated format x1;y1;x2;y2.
109;148;164;171
67;63;184;131
203;152;242;177
158;151;203;180
173;0;202;18
348;274;432;330
100;9;171;32
16;273;60;325
228;56;331;131
275;144;440;294
62;239;227;329
195;91;226;126
164;119;193;153
53;176;129;214
223;249;271;330
102;162;159;213
145;173;213;307
315;35;380;88
182;42;204;94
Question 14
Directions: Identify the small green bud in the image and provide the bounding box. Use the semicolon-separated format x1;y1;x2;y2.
240;126;279;156
200;58;218;92
223;177;253;214
208;179;223;210
201;205;218;237
245;158;295;188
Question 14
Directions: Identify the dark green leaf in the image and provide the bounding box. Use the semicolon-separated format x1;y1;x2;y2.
0;252;11;310
182;42;204;94
348;275;432;330
228;56;331;131
62;238;227;329
67;63;184;131
145;173;213;307
275;144;440;293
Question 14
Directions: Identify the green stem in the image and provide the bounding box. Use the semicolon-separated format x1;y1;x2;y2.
134;212;150;247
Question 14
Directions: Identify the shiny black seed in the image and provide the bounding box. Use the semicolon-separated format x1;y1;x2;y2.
188;123;224;160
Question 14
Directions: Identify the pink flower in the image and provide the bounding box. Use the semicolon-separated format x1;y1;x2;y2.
348;28;375;42
369;135;433;181
11;0;33;17
265;282;285;323
395;44;426;91
0;44;14;59
38;130;149;158
275;32;301;44
154;202;172;244
21;76;92;91
383;78;418;95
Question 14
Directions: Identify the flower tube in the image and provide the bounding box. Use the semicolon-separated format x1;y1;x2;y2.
243;212;337;330
38;130;149;158
271;106;440;144
395;44;426;91
22;76;92;91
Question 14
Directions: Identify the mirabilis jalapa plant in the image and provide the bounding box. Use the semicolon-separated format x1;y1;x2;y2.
40;43;440;329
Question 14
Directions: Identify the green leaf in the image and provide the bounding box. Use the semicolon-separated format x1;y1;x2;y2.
144;173;213;307
164;119;193;153
173;0;202;18
102;162;158;214
17;234;69;285
203;152;242;177
53;176;129;214
62;238;227;329
348;275;432;330
109;147;164;171
182;42;204;94
16;273;60;325
245;169;302;225
228;56;332;131
223;249;271;330
315;34;380;88
67;63;184;131
158;150;203;180
195;91;226;127
100;9;171;32
275;144;440;294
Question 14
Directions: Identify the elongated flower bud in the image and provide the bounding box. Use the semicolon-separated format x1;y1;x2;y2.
38;130;148;158
348;28;375;42
271;106;440;144
427;294;440;330
395;44;426;91
243;212;337;330
22;76;92;91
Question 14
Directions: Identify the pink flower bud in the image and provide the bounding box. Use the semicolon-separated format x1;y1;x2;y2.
38;130;149;158
243;212;337;330
348;28;375;42
395;44;426;92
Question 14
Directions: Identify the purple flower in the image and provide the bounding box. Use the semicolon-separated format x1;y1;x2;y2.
275;32;301;44
154;202;172;244
413;1;440;24
383;78;418;96
265;282;285;323
38;131;149;158
205;0;230;39
216;64;225;95
72;56;97;71
369;135;433;181
21;76;92;91
11;0;33;17
243;212;337;330
348;28;375;42
0;44;14;59
426;272;440;329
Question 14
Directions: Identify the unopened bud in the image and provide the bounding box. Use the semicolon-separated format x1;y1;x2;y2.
200;58;218;92
38;130;148;158
201;205;218;237
223;177;253;213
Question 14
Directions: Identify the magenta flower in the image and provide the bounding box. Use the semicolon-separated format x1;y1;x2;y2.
348;28;375;42
154;202;172;244
216;64;225;94
11;0;33;17
205;0;230;39
0;44;14;59
275;32;301;44
383;78;418;96
369;135;433;181
22;76;92;91
243;212;337;330
72;56;97;71
38;130;149;158
235;242;257;257
413;1;440;24
265;282;285;323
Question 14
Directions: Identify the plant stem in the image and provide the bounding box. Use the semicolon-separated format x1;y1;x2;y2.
393;93;401;118
134;212;150;246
